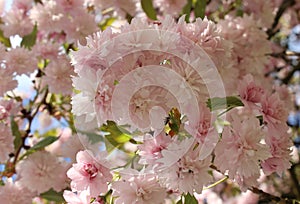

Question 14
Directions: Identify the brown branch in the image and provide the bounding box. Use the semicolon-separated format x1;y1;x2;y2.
250;187;300;204
12;88;49;166
290;164;300;199
267;0;296;39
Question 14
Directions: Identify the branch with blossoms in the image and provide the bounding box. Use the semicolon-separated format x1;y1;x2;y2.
0;0;299;203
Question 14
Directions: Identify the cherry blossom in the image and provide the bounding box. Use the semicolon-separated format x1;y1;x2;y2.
42;55;75;95
111;169;167;204
16;151;67;194
0;181;35;204
157;138;212;194
214;110;271;189
63;190;105;204
261;130;292;176
138;132;172;165
5;47;37;75
66;150;112;196
238;74;265;109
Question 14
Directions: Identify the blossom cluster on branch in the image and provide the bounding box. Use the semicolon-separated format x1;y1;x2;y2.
0;0;299;203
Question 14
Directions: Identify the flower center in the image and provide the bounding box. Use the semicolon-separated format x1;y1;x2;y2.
83;163;98;179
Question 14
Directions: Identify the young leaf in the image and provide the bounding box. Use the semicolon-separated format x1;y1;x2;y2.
100;121;132;151
21;24;37;49
194;0;207;19
77;130;104;144
141;0;157;20
184;193;198;204
0;29;11;47
164;107;182;137
40;189;65;202
181;0;193;22
206;96;243;111
10;118;22;150
18;136;59;160
99;17;116;31
30;136;59;151
176;198;183;204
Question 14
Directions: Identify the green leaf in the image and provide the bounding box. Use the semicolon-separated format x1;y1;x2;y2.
99;17;116;31
30;136;59;151
141;0;157;20
10;118;22;150
100;121;132;152
126;13;134;23
19;136;59;161
104;137;116;153
0;180;4;186
114;80;119;85
0;29;11;47
206;96;243;111
181;0;193;22
176;198;183;204
77;130;104;144
235;0;243;17
184;193;198;204
164;108;182;137
40;189;65;202
21;24;37;49
194;0;207;19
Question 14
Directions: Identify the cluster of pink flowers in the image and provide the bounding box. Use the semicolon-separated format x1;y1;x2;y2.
69;13;293;203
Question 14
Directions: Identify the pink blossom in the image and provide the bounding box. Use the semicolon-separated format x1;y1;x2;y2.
261;130;292;176
16;151;67;194
0;99;19;121
12;0;33;11
171;59;209;102
0;0;5;16
219;15;271;81
214;110;271;189
0;69;17;96
30;1;63;34
243;0;278;28
32;42;60;60
92;0;138;17
67;150;112;197
70;29;114;75
30;0;98;43
0;9;33;37
157;138;212;194
0;123;14;163
185;102;219;159
94;83;113;126
42;56;75;95
154;0;186;16
177;16;237;94
111;170;167;204
5;47;37;75
128;86;176;130
261;93;288;123
274;85;293;111
138;133;172;165
60;9;98;45
238;74;265;109
63;190;105;204
71;68;101;131
0;181;35;204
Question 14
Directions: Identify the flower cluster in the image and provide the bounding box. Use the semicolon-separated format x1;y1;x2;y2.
70;14;293;203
